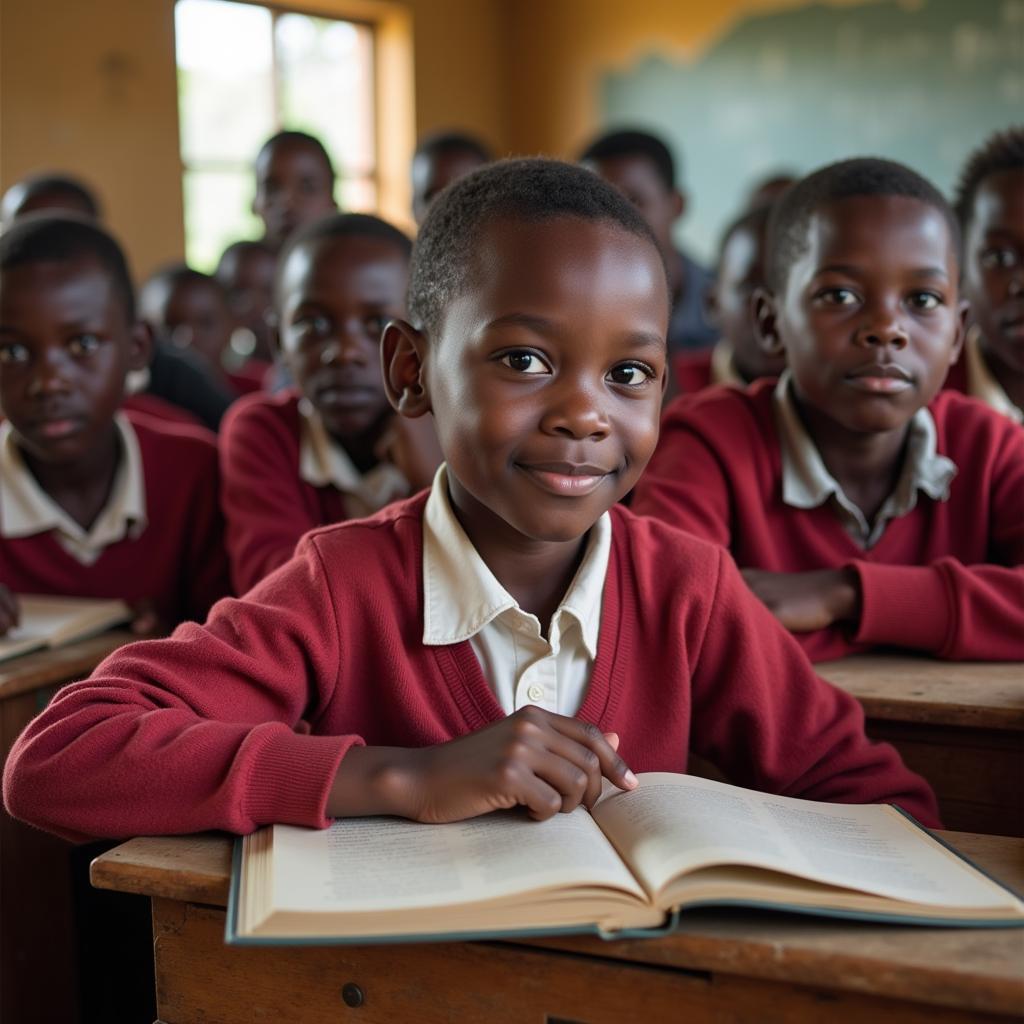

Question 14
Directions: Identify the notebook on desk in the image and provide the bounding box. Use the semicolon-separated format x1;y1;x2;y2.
226;773;1024;946
0;595;132;664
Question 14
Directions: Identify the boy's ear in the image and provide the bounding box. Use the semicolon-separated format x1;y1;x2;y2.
381;319;432;417
752;286;784;357
949;299;970;366
671;189;686;223
127;321;154;373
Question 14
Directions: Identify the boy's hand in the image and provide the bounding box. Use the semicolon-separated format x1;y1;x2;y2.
376;414;444;493
128;599;164;637
328;707;638;823
741;568;860;633
0;585;19;637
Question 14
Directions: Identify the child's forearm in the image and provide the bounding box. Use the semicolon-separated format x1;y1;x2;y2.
326;746;420;819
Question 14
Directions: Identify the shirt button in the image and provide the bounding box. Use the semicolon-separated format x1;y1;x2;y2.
527;684;544;702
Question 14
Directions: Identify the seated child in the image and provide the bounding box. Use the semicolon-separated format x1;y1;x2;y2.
252;130;338;252
1;172;101;227
579;128;716;353
3;160;938;841
0;216;230;636
220;213;441;593
411;130;492;225
215;239;277;365
673;202;786;394
633;158;1024;663
947;127;1023;422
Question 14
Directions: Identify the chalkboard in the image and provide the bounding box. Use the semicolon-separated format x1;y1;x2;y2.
601;0;1024;263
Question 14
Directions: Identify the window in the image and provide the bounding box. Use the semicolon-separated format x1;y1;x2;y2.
174;0;377;270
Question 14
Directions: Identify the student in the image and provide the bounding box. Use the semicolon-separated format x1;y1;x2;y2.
579;128;716;353
3;160;938;841
746;171;797;209
1;172;101;227
252;130;338;252
220;212;440;593
633;158;1024;664
948;127;1024;422
139;263;262;397
216;239;277;364
0;215;230;636
673;202;786;395
411;130;492;225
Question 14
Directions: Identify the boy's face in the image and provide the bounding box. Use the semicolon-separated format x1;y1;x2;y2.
143;278;234;370
961;168;1024;374
219;247;276;360
0;256;145;465
412;149;486;225
278;235;406;441
423;216;668;545
713;222;785;382
771;195;963;435
253;140;337;249
586;155;682;257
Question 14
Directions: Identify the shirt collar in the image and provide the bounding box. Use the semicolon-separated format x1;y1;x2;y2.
709;339;743;387
0;412;147;564
965;326;1023;424
773;370;957;548
421;465;611;656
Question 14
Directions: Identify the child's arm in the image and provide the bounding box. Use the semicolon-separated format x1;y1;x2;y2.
690;547;941;827
0;584;18;636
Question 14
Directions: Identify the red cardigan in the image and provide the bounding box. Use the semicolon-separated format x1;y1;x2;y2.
3;493;938;840
632;381;1024;662
0;412;230;626
220;389;347;593
672;350;714;395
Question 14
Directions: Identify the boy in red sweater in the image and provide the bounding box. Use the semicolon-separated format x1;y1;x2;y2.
220;213;441;593
633;158;1024;663
0;215;230;635
947;128;1024;422
4;160;938;842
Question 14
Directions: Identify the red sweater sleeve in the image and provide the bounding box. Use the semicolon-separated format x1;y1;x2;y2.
221;396;322;593
689;547;941;827
2;536;360;841
850;416;1024;660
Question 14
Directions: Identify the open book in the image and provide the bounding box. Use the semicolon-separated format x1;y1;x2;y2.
0;595;132;664
228;773;1024;945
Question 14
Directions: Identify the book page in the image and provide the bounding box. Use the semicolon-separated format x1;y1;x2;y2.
593;773;1017;910
268;807;646;915
0;595;131;663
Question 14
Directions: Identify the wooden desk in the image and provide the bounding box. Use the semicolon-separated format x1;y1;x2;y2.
93;831;1024;1024
0;630;136;1024
817;656;1024;838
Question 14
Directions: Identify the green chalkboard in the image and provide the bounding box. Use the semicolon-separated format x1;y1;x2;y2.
601;0;1024;263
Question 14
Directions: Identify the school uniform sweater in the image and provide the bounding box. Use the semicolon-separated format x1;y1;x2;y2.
632;381;1024;662
0;412;230;626
3;492;939;841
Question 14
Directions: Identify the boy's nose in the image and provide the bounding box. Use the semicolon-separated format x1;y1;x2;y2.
854;308;909;350
27;350;72;396
541;383;611;440
319;330;368;367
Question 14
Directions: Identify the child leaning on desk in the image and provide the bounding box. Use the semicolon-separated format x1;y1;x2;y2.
3;159;939;841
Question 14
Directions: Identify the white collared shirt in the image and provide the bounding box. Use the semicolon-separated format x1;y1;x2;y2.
964;327;1023;424
708;339;743;388
421;466;611;717
772;371;957;549
297;398;409;519
0;412;147;565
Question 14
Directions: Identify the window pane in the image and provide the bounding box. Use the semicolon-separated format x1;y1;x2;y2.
175;0;276;164
275;13;377;205
183;169;263;272
338;177;377;213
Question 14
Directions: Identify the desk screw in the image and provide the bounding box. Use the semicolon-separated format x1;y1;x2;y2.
342;982;365;1008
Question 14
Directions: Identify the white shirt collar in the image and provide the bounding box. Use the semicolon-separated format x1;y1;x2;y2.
0;412;147;565
421;465;610;657
965;326;1023;424
772;370;957;548
709;339;743;387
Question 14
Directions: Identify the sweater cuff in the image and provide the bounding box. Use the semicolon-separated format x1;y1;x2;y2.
245;730;364;829
849;561;952;653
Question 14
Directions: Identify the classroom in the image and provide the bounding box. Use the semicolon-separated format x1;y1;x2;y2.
1;0;1022;1020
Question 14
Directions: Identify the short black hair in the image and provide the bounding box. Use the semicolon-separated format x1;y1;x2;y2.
275;212;412;304
256;130;335;181
0;214;135;319
414;130;492;165
578;129;677;192
766;157;959;293
717;202;773;267
953;126;1024;228
1;173;102;222
141;263;225;304
408;157;662;334
215;239;276;279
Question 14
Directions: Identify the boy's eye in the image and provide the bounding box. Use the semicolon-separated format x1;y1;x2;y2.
295;314;331;338
363;315;386;338
606;362;655;386
68;334;101;356
500;351;550;375
908;291;942;311
0;342;30;365
817;287;859;306
980;247;1019;271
